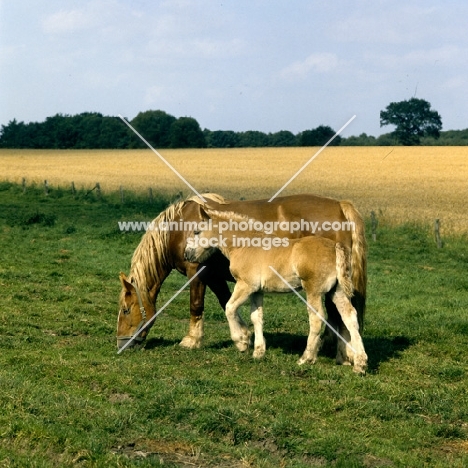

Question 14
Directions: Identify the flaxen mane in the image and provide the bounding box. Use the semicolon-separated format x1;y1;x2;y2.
189;193;229;207
119;193;229;306
203;208;248;223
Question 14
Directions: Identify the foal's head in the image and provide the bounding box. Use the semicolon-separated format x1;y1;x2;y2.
184;207;252;263
184;227;218;263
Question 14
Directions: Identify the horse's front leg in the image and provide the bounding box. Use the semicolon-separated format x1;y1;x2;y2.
179;265;206;349
250;292;266;358
225;281;252;352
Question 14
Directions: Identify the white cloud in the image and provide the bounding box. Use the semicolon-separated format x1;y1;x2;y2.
404;45;460;66
280;53;339;80
192;38;245;59
41;0;130;35
144;85;165;106
0;44;25;64
331;5;440;45
374;45;461;70
441;76;466;90
42;8;97;34
146;37;246;60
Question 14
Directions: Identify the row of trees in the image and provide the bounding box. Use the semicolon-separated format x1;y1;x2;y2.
0;112;204;150
0;110;342;149
0;98;448;149
205;125;341;148
340;129;468;146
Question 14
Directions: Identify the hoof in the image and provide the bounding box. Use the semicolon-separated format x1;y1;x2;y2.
234;331;251;352
353;365;367;375
353;355;368;374
252;346;265;359
336;358;353;366
235;340;250;352
179;335;202;349
297;356;316;366
336;347;354;366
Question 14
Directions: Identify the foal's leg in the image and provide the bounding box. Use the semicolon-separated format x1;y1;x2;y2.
250;292;266;358
332;287;368;374
225;281;253;352
298;292;325;366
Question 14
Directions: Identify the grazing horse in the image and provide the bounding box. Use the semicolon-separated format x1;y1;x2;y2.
117;193;367;365
184;208;368;374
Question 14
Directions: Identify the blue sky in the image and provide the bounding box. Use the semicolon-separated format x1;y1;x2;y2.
1;0;467;137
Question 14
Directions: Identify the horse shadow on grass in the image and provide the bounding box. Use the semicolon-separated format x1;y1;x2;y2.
361;335;414;371
263;332;413;372
144;336;181;350
144;333;413;372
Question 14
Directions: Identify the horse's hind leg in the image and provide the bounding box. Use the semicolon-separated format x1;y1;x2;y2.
332;287;368;374
335;323;353;367
250;292;265;358
324;294;353;366
225;281;252;352
298;293;325;366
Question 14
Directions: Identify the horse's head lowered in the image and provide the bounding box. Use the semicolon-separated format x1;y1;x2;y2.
116;272;157;350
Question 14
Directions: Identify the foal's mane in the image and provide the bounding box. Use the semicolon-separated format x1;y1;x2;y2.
120;193;228;305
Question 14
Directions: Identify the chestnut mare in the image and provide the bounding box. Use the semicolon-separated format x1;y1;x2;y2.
117;193;367;364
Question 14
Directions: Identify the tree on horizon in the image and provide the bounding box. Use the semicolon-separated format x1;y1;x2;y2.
380;98;442;145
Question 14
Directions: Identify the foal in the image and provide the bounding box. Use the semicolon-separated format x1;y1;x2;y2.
184;209;368;374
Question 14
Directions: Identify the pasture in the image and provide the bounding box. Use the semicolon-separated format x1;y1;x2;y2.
0;147;467;467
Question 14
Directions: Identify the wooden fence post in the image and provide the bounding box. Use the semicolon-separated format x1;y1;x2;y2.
120;186;124;204
44;180;49;196
370;211;377;241
71;181;76;197
434;219;442;248
96;182;101;200
148;187;153;204
22;178;26;194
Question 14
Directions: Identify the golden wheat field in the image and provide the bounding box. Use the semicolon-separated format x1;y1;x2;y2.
1;147;467;233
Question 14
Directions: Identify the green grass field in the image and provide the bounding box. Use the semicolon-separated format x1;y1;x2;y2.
0;182;467;467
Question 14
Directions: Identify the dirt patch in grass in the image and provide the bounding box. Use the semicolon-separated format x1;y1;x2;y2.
108;392;132;403
112;439;248;467
363;454;394;467
439;439;468;454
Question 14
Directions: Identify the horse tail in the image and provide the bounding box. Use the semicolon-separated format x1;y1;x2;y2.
339;201;367;329
335;243;354;298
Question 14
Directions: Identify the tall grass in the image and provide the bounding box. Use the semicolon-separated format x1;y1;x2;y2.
0;183;467;466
